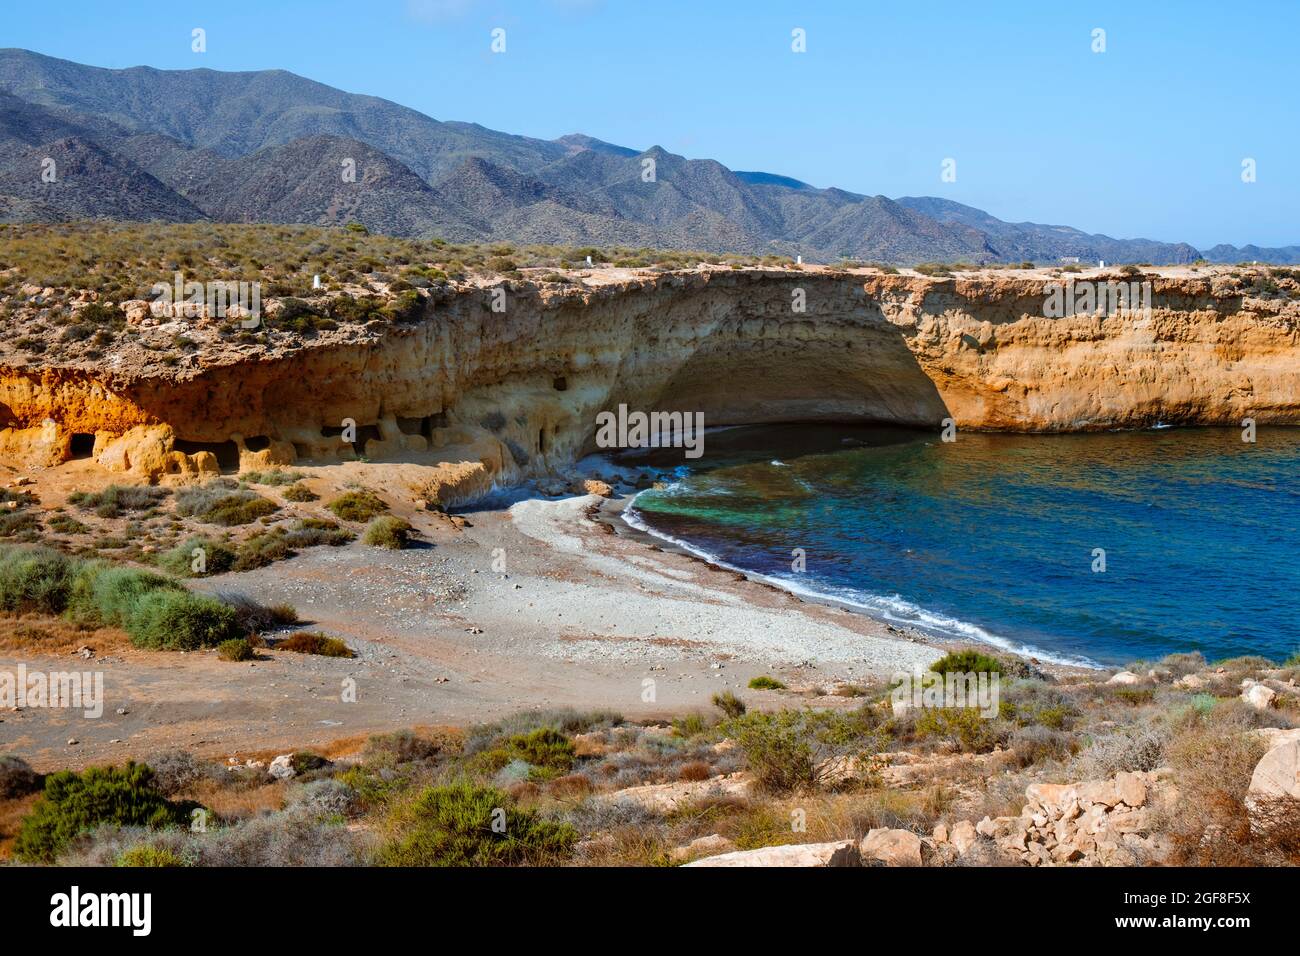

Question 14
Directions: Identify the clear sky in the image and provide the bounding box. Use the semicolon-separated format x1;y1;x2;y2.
4;0;1297;248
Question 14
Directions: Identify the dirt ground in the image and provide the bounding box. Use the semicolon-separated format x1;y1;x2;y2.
2;467;962;770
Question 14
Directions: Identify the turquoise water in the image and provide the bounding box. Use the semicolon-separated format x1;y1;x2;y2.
622;424;1300;666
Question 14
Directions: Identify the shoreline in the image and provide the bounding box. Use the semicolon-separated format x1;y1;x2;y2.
599;488;1102;673
2;468;969;769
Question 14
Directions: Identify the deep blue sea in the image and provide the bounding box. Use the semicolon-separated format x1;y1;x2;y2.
621;424;1300;667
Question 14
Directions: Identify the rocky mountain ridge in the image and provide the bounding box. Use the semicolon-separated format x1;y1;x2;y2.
2;49;1290;264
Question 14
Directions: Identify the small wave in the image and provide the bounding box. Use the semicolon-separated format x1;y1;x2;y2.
622;498;1101;669
770;460;788;467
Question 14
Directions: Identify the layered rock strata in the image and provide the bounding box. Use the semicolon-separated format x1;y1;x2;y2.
2;270;1297;505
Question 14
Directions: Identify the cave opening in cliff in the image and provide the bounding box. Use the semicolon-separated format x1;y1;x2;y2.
321;423;383;454
395;416;426;439
173;439;241;472
68;433;95;459
355;424;383;455
244;435;271;452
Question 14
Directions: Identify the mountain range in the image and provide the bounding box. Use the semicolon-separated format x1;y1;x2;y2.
0;48;1293;265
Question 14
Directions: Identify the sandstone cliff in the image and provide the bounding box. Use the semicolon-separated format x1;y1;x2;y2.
2;268;1297;505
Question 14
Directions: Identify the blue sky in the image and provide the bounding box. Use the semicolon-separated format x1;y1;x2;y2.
4;0;1297;248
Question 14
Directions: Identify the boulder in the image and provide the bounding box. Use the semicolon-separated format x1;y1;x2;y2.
601;772;752;813
949;820;977;854
1103;807;1150;835
1074;779;1121;808
684;840;860;868
1114;770;1148;808
670;833;735;863
1248;740;1300;800
1241;680;1276;711
1107;671;1142;686
576;478;614;498
860;828;924;866
1025;782;1074;811
268;754;296;780
1250;727;1300;752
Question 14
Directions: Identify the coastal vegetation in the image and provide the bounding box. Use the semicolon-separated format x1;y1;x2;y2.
2;648;1294;867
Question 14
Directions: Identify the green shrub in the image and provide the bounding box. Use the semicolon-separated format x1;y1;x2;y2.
748;675;786;690
672;712;711;737
375;782;576;866
232;531;294;570
156;536;238;576
46;513;89;535
727;708;884;793
0;754;42;798
125;590;245;650
327;490;388;522
116;844;187;867
0;545;73;614
175;485;277;526
282;483;319;502
14;763;196;863
363;515;412;549
503;728;575;774
929;650;1003;676
241;469;305;487
914;706;1006;752
65;562;182;628
290;752;332;776
0;511;41;538
277;631;354;658
217;638;255;661
68;485;169;518
712;690;747;718
465;727;577;781
283;518;353;547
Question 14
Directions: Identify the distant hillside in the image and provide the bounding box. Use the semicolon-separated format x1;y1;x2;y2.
0;48;1293;264
1200;244;1300;265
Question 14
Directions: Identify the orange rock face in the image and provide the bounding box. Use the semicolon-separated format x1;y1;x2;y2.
2;269;1297;499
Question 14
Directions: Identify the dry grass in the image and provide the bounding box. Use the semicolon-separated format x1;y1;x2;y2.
182;778;290;823
0;792;41;862
1159;706;1283;865
0;613;131;654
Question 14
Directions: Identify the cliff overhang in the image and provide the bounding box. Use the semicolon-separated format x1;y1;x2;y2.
2;268;1297;506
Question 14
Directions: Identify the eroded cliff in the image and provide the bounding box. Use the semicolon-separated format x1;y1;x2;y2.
2;267;1297;505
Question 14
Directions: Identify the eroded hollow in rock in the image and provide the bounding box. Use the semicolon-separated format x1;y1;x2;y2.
173;438;240;472
68;432;95;459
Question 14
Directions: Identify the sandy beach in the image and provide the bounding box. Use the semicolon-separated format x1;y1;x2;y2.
1;481;953;770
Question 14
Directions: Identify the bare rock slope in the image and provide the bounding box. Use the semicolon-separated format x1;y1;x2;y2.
2;267;1298;505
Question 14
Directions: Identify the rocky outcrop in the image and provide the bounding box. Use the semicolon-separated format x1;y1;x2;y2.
670;833;736;862
4;269;1298;500
598;772;754;813
683;840;860;868
860;828;925;866
933;769;1174;866
1248;735;1300;802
